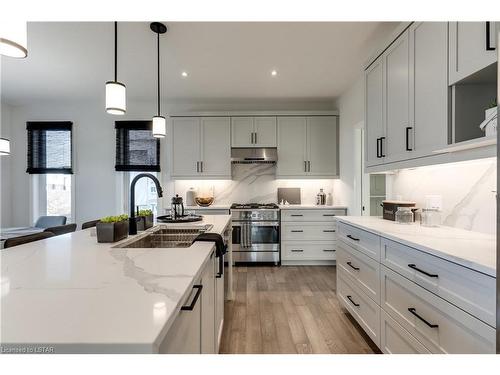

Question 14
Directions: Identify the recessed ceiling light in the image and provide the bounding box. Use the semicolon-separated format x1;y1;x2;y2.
271;70;277;76
181;71;188;77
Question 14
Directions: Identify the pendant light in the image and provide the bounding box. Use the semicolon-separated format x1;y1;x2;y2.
0;21;27;58
150;22;167;138
0;138;11;156
105;22;126;115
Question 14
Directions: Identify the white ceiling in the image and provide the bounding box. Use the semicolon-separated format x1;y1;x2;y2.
1;22;397;106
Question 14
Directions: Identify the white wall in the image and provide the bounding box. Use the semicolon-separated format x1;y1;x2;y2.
0;103;13;227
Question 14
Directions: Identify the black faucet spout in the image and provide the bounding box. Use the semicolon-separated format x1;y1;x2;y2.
129;173;163;235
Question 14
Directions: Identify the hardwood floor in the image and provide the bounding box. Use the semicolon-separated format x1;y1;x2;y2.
220;265;380;354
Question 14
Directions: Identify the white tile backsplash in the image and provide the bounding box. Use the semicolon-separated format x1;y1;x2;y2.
387;158;496;235
170;164;339;206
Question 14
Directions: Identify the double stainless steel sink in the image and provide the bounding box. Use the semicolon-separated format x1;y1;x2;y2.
116;224;213;249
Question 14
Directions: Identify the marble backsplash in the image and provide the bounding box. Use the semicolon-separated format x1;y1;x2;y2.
387;157;496;235
168;163;339;206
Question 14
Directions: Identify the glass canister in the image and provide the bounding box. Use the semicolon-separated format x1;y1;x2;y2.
420;208;441;227
395;207;414;224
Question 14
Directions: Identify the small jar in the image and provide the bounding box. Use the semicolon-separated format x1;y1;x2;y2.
420;208;441;227
395;207;414;224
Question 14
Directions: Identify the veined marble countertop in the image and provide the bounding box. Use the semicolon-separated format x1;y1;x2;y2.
337;216;496;277
0;215;231;353
279;204;348;210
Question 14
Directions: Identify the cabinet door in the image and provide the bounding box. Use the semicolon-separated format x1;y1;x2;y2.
171;117;201;177
385;29;410;163
410;22;449;156
231;117;254;147
365;55;385;167
201;117;231;177
201;253;216;354
277;117;307;177
307;116;338;176
449;22;498;85
254;116;277;147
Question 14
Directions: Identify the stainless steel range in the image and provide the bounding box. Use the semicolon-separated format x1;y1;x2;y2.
231;203;280;265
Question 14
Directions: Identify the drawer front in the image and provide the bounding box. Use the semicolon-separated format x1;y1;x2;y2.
381;237;496;327
380;265;495;354
337;267;381;347
282;223;337;241
281;209;346;222
337;222;380;261
281;241;337;260
337;243;380;304
380;310;430;354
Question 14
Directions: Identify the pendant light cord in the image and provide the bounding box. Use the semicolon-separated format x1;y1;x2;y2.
114;21;118;82
157;32;160;116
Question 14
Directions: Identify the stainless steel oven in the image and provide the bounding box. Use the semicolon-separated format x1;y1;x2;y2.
231;203;280;264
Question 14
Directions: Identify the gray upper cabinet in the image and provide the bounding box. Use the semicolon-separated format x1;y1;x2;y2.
277;116;338;178
449;22;498;85
231;116;277;147
365;55;385;167
171;117;231;179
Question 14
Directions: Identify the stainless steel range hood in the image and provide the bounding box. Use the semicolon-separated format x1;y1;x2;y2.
231;148;278;164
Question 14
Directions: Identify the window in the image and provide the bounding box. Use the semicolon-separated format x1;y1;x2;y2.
115;121;160;172
128;172;160;216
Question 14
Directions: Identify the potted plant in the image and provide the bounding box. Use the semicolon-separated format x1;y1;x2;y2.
136;209;154;231
96;214;129;243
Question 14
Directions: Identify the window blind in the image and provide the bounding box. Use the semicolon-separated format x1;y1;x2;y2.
115;121;161;172
26;121;73;174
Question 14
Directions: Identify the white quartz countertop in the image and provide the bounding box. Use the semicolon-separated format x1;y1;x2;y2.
337;216;496;277
0;215;231;353
279;204;348;210
183;205;231;210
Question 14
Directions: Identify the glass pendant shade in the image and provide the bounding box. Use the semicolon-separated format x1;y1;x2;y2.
105;81;126;115
0;21;27;58
152;116;166;138
0;138;11;155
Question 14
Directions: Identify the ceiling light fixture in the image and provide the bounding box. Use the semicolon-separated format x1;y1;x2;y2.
271;70;277;76
0;138;11;156
0;21;27;58
105;22;126;115
150;22;167;138
181;71;188;77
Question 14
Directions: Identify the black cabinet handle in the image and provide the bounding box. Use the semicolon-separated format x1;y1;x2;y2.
376;137;381;158
408;308;439;328
323;230;336;233
346;234;360;241
322;249;336;252
291;230;304;233
406;127;413;151
486;22;496;51
323;214;336;217
181;285;203;311
408;264;438;278
346;261;360;271
347;295;360;307
291;214;303;217
380;137;386;157
291;249;304;252
304;160;307;172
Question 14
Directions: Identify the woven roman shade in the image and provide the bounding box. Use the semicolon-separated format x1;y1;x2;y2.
26;121;73;174
115;120;160;172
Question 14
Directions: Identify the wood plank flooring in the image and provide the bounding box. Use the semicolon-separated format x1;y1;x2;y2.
220;265;380;354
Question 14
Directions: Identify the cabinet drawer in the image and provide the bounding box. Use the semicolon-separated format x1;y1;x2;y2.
281;241;337;261
337;222;380;261
380;265;495;353
281;223;336;241
380;310;430;354
381;237;496;327
337;243;380;304
281;209;346;222
337;267;380;347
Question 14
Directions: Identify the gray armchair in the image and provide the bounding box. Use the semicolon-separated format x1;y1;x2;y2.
34;216;67;229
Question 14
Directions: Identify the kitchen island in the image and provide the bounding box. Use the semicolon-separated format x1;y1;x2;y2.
0;215;232;354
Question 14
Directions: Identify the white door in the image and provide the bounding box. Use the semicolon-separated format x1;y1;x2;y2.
171;117;201;177
254;116;277;147
201;254;216;354
231;117;254;147
365;55;385;167
307;116;338;176
385;29;410;163
411;22;449;156
277;117;307;177
449;22;498;85
201;117;231;177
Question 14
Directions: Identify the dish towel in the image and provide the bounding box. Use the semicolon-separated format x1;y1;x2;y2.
192;233;227;277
